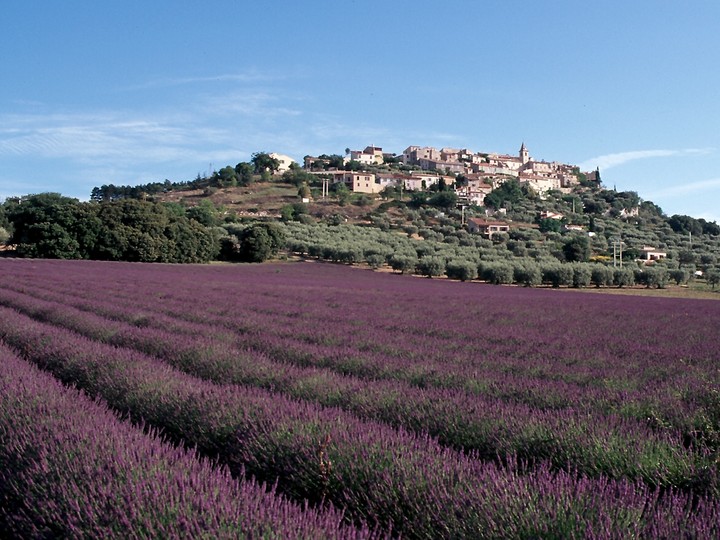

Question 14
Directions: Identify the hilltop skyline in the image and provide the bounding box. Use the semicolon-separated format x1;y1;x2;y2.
1;1;719;221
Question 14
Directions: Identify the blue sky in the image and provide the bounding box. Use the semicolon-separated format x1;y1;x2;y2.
1;1;719;221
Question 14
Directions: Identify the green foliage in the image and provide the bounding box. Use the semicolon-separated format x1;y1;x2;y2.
280;202;309;223
572;263;593;288
91;199;216;263
215;165;238;188
669;268;689;285
638;266;669;289
234;162;255;186
513;261;542;287
239;223;286;262
706;268;720;289
186;200;221;227
330;182;351;206
591;265;614;287
481;262;514;285
538;218;562;233
251;152;281;174
484;179;524;209
366;253;386;269
417;256;446;278
7;193;100;259
428;191;457;209
613;267;635;288
282;168;315;188
446;259;478;281
408;192;428;208
562;235;591;262
668;214;703;236
541;263;574;288
390;254;417;274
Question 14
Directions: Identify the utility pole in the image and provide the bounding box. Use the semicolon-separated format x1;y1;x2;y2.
612;237;624;268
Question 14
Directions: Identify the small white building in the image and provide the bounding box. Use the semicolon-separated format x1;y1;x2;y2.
269;153;297;173
638;246;667;263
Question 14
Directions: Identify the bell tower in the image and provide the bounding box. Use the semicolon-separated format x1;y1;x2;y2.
519;142;529;165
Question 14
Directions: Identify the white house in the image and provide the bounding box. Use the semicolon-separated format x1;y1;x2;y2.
269;153;297;173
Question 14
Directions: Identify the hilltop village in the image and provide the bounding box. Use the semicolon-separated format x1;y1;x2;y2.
279;143;596;206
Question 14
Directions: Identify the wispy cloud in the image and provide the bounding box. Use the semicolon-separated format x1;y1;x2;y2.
579;148;713;171
121;71;280;91
201;91;303;118
653;177;720;198
0;114;223;162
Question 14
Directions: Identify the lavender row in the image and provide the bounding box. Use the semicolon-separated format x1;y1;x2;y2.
1;279;716;463
1;284;714;496
2;306;720;539
0;274;705;425
10;260;719;409
10;259;720;395
0;342;373;539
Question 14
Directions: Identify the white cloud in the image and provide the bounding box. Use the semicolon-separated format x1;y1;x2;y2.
0;109;246;165
653;177;720;198
578;148;713;171
120;71;280;91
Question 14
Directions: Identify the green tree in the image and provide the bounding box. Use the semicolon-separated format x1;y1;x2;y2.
484;179;523;209
613;267;635;288
591;265;614;287
238;222;286;262
706;268;720;289
428;191;458;209
562;235;591;262
642;266;669;289
186;200;220;227
481;262;514;285
251;152;281;174
235;162;255;186
389;254;417;274
669;268;689;285
6;193;100;259
417;256;446;278
541;263;574;288
366;253;386;269
298;184;311;198
446;259;478;281
216;165;238;188
572;263;593;288
538;218;562;233
331;181;351;206
514;261;542;287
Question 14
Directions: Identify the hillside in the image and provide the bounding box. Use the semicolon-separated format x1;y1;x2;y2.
3;153;720;294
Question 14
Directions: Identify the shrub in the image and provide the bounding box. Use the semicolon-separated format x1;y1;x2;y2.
669;268;689;285
446;260;478;282
591;265;614;287
613;267;635;288
366;253;386;269
643;266;669;289
513;261;542;287
338;247;363;264
481;262;514;285
572;263;593;288
390;254;417;274
542;263;574;288
417;256;446;278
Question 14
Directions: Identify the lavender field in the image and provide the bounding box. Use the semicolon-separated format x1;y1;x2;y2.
1;258;719;539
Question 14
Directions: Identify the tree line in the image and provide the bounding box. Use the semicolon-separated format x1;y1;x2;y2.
1;194;284;264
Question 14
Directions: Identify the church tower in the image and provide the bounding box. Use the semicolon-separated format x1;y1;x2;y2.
519;142;530;165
